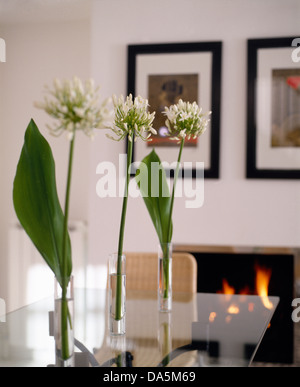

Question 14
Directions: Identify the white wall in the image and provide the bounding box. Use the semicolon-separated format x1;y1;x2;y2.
88;0;300;271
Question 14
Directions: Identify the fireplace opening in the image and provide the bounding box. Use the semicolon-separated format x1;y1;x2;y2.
183;250;294;364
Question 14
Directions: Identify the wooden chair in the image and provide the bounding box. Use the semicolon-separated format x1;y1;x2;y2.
125;252;197;293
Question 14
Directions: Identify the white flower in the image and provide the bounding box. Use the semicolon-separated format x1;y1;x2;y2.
179;129;187;139
73;107;85;118
35;76;110;140
105;94;156;142
163;99;211;142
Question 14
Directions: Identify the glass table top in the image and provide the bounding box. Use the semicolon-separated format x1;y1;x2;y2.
0;289;279;367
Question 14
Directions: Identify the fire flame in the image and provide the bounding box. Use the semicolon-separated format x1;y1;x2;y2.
222;279;235;295
255;264;274;310
218;263;273;310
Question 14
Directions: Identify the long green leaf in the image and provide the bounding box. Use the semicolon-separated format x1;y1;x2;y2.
135;149;172;244
13;119;72;282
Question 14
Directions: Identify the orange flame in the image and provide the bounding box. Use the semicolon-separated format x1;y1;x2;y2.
221;279;235;295
217;263;273;310
255;264;273;310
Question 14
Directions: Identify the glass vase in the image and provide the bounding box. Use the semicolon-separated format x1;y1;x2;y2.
158;243;172;312
108;253;126;335
54;275;74;367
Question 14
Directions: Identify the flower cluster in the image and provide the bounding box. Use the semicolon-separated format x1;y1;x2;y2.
106;94;156;142
35;76;110;140
164;99;211;142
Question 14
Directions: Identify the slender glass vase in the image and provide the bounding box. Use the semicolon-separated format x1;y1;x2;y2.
158;243;172;312
54;275;74;367
109;253;126;335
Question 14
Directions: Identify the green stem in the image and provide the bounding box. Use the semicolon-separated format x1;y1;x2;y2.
61;291;70;360
115;136;133;321
62;134;75;279
116;353;123;367
167;138;184;242
162;243;170;299
60;133;75;359
163;138;185;299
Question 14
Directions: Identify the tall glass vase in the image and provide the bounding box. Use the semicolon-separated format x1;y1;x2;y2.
158;243;172;312
54;276;74;367
108;253;126;335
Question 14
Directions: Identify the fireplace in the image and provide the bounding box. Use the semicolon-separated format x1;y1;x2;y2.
175;245;295;364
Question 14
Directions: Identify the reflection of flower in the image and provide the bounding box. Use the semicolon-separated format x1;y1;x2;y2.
286;76;300;91
105;94;156;142
35;76;109;139
164;99;211;141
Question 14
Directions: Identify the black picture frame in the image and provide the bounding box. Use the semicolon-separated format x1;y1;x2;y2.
127;41;222;179
247;37;300;179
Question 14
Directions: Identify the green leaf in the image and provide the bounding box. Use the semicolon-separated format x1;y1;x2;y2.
13;119;72;282
135;149;173;244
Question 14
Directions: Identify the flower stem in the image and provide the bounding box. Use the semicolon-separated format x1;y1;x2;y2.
115;136;133;321
61;133;75;359
167;138;184;242
61;289;70;360
162;243;171;299
163;138;185;299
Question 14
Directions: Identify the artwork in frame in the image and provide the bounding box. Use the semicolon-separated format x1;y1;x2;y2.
127;41;222;178
247;37;300;179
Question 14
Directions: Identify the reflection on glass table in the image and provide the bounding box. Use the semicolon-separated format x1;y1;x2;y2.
0;289;279;367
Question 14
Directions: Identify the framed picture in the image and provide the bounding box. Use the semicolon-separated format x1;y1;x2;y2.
247;37;300;179
127;41;222;178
